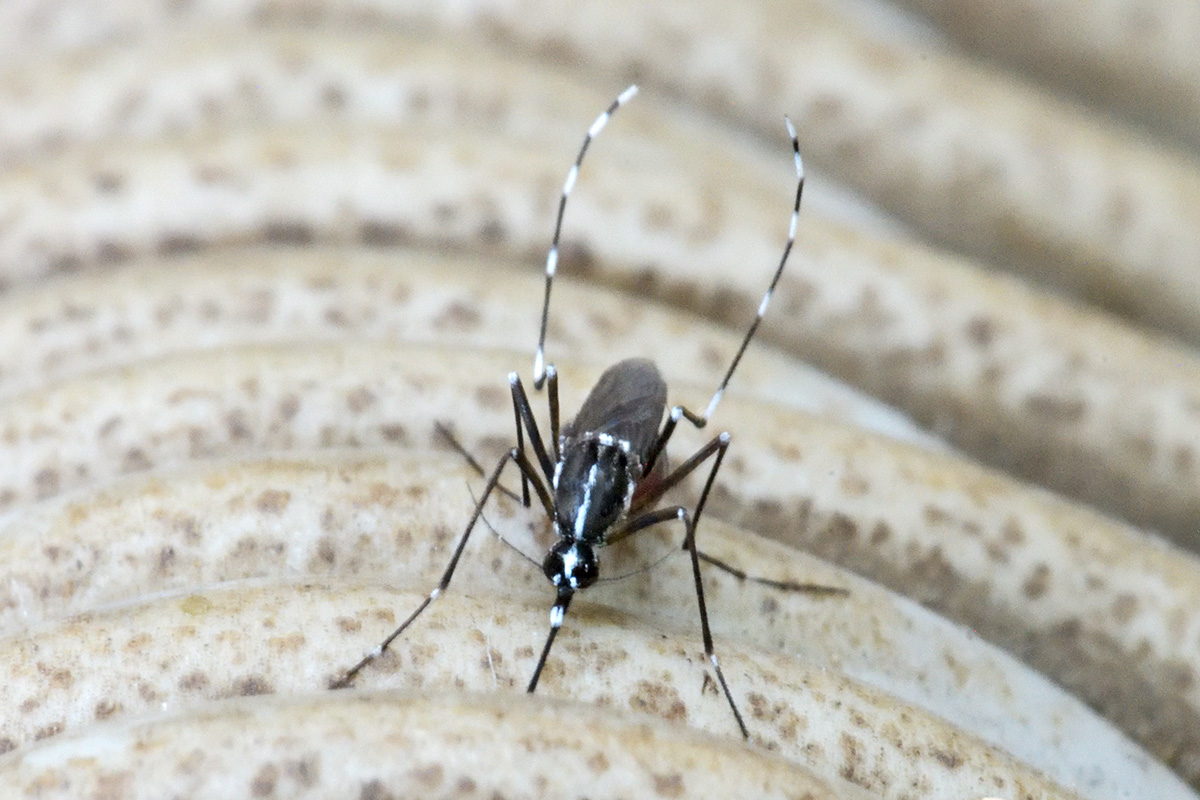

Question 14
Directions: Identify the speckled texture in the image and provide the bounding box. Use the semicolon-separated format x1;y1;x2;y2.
0;3;1198;798
0;30;1196;543
4;3;1200;346
0;582;1082;800
0;248;927;445
0;341;1195;794
0;450;1173;798
0;692;862;800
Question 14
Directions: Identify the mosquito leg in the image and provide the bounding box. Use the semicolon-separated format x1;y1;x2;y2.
546;365;561;462
606;503;749;739
510;372;556;486
331;446;549;689
696;550;848;596
434;422;521;504
510;377;531;508
678;506;749;739
632;432;729;519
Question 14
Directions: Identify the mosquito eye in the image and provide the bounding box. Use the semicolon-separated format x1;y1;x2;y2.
572;554;599;589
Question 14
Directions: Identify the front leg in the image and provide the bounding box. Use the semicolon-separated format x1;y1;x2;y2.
331;445;551;689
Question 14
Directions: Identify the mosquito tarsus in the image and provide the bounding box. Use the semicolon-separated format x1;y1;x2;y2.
332;84;838;739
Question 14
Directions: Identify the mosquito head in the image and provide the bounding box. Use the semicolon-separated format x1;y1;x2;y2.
543;539;599;591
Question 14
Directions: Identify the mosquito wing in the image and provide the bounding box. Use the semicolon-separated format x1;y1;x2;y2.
564;358;667;462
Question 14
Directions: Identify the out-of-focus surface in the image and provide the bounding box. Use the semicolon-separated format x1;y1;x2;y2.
0;2;1198;798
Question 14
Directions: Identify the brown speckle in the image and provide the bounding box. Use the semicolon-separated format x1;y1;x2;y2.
226;409;252;441
195;163;236;184
359;779;395;800
97;240;133;263
286;756;320;787
93;171;123;194
346;387;376;413
821;512;858;548
34;722;65;740
478;219;506;244
278;394;301;420
586;751;610;774
316;536;336;567
380;424;407;443
1173;445;1194;474
652;772;685;797
175;514;201;544
257;489;291;514
1024;393;1086;422
34;467;60;499
838;731;865;783
1112;593;1138;624
234;676;273;696
929;745;963;770
923;504;952;525
434;300;482;331
838;470;870;497
1022;563;1051;600
1001;517;1026;545
628;679;688;723
408;764;443;789
965;315;995;347
359;221;410;247
94;700;121;719
123;447;152;472
158;234;203;256
321;83;347;110
251;763;278;797
179;671;210;692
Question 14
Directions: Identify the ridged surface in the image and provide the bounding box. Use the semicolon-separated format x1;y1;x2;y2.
0;4;1196;799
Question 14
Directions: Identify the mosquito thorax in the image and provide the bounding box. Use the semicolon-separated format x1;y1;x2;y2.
543;539;599;590
553;433;637;544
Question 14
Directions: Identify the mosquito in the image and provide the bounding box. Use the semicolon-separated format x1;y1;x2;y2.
332;85;825;738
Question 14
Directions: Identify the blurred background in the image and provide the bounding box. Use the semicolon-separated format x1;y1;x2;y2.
0;1;1199;797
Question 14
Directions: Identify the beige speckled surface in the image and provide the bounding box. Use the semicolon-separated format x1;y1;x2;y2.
4;3;1199;343
0;340;1194;795
0;691;868;800
0;248;928;445
0;2;1198;798
0;32;1196;542
0;582;1084;800
0;449;1169;796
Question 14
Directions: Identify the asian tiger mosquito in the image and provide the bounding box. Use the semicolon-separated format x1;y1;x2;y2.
332;85;830;738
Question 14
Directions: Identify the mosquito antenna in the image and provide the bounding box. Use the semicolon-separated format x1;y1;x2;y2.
699;116;805;422
534;84;639;389
471;484;542;570
597;544;679;584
